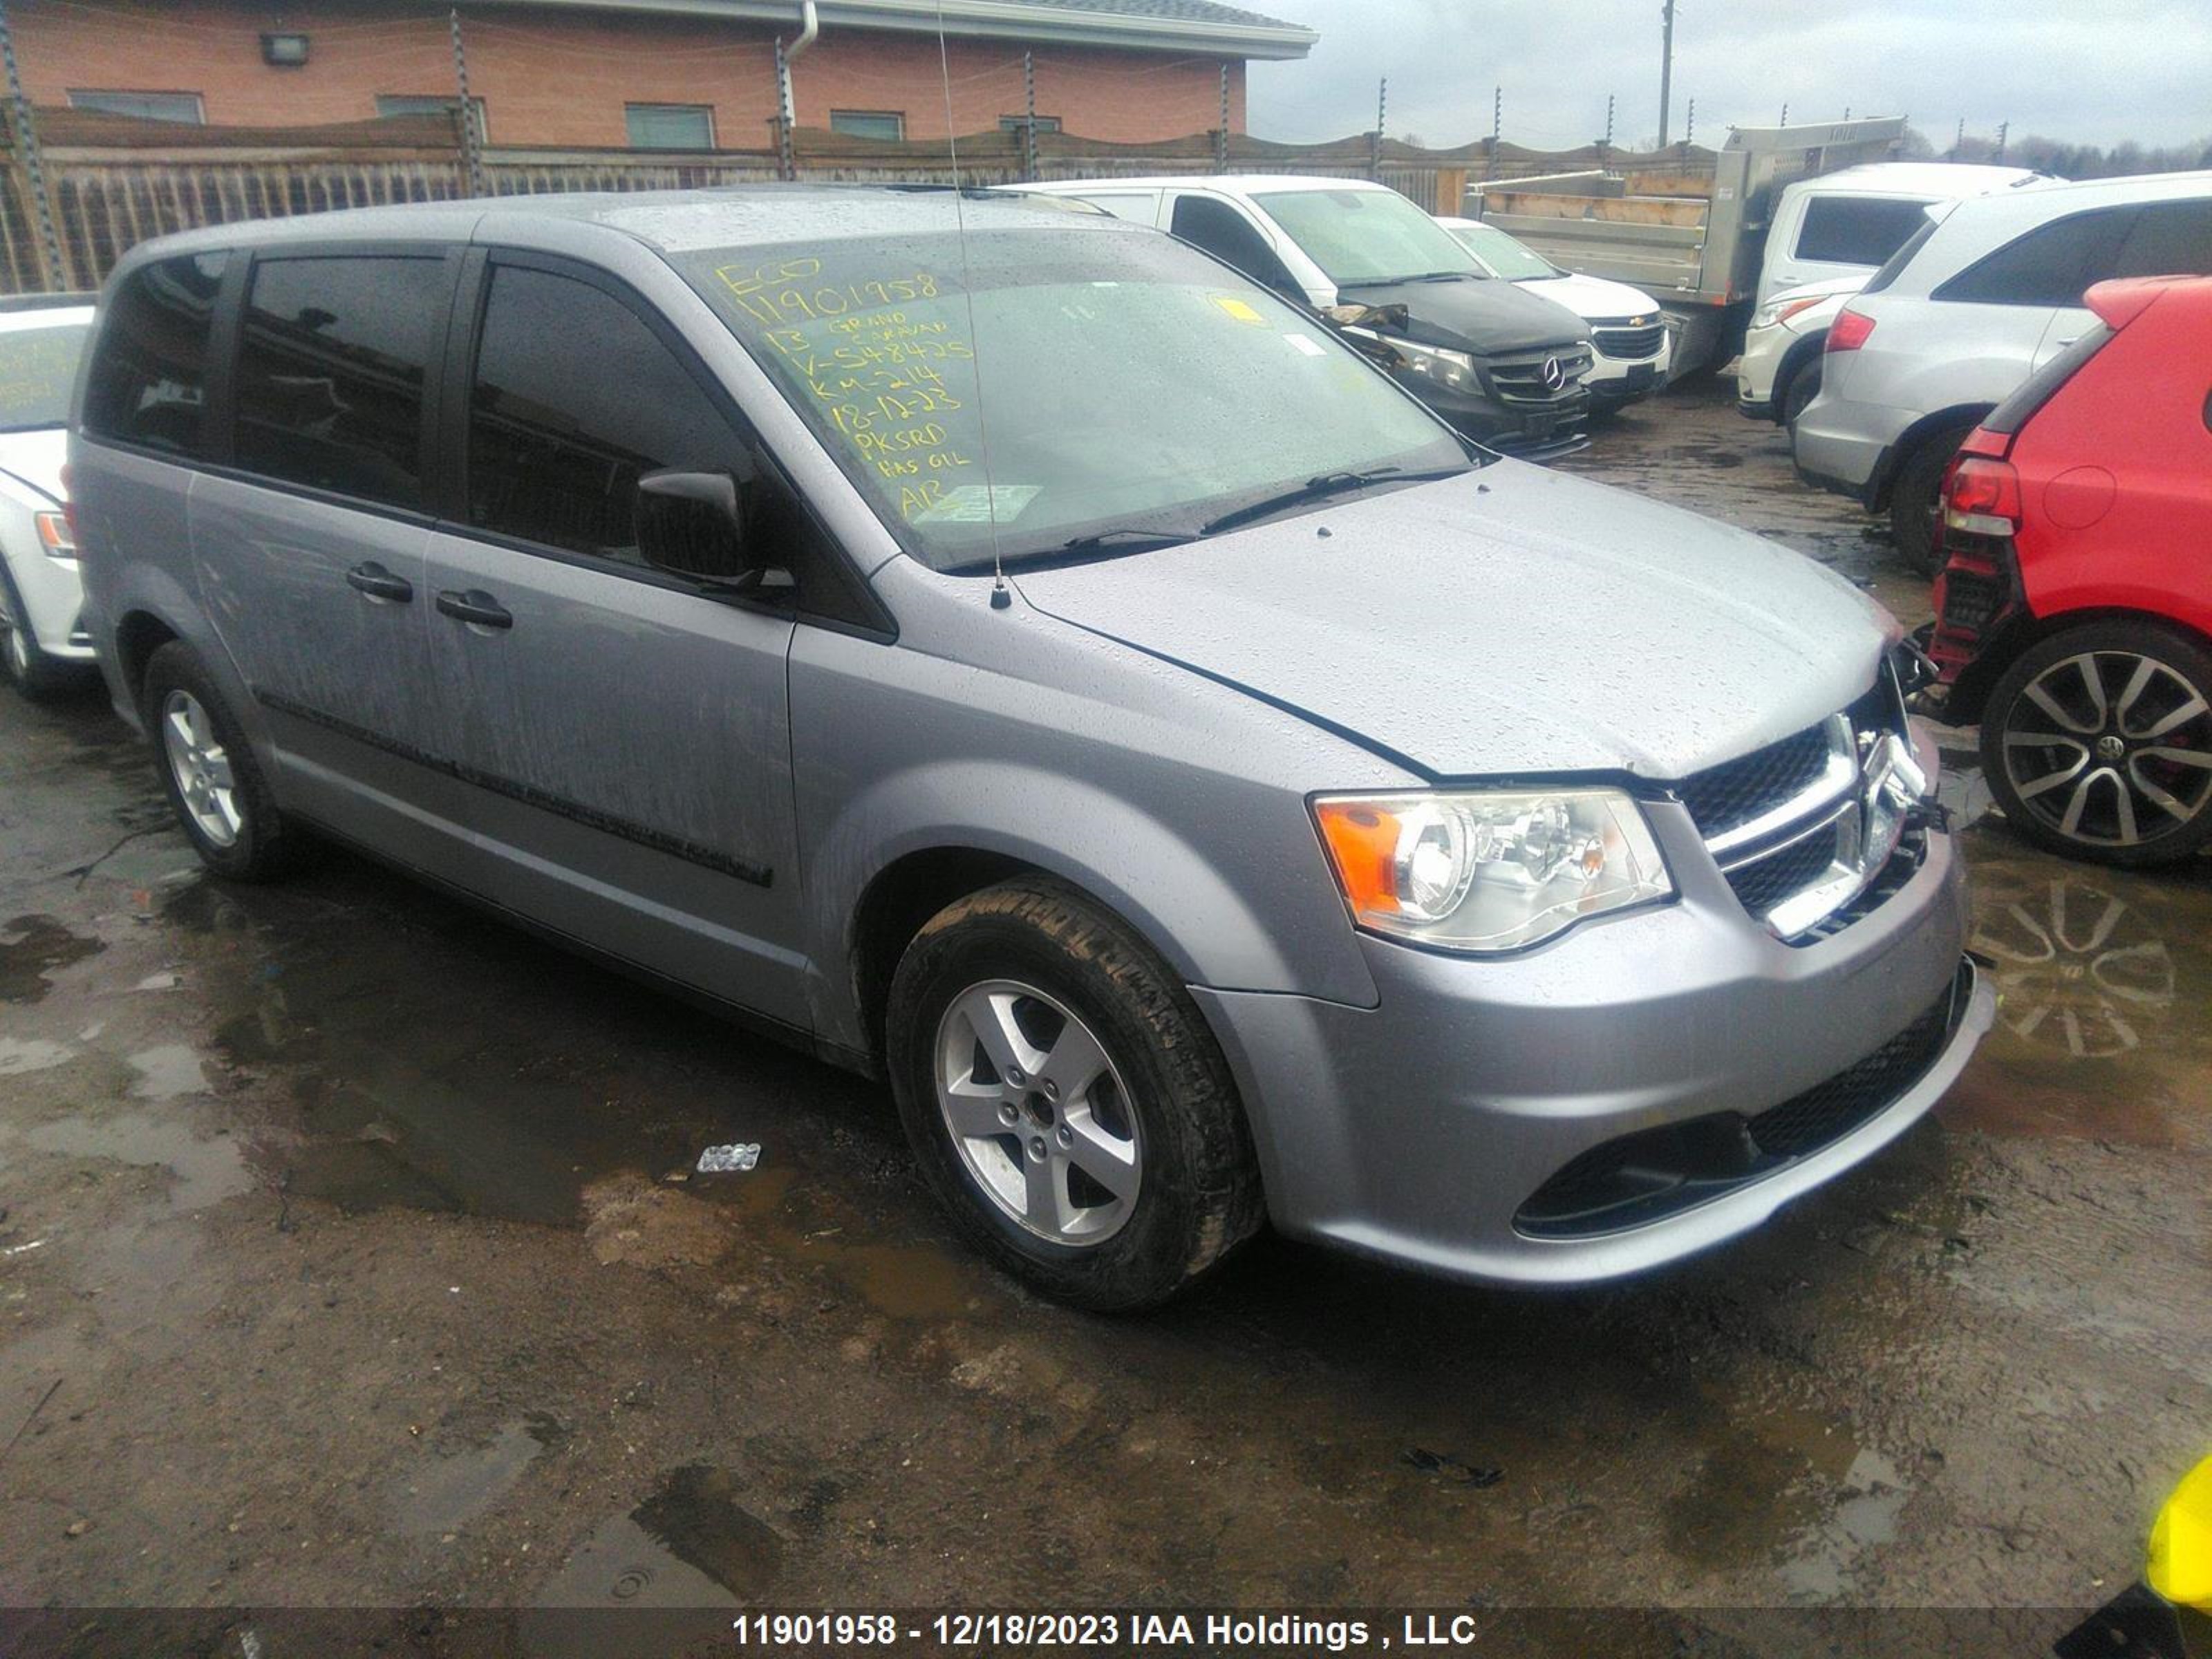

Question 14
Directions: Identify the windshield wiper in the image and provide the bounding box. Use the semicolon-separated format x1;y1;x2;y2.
1053;526;1203;556
1199;465;1468;537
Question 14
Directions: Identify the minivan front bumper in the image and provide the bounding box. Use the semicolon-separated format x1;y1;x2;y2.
1191;808;1989;1286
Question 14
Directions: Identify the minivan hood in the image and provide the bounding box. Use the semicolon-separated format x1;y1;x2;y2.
1013;465;1895;780
0;427;67;505
1335;272;1588;356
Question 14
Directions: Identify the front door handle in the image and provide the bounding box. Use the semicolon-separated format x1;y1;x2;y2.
346;561;413;603
435;588;513;630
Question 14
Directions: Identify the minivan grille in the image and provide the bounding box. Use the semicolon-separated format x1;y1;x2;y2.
1672;673;1925;941
1483;345;1592;404
1591;322;1666;360
1678;722;1835;841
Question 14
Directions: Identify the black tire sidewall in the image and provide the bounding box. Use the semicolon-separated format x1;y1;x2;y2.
1979;620;2212;868
885;881;1255;1311
1781;364;1819;429
141;641;293;880
1891;423;1976;576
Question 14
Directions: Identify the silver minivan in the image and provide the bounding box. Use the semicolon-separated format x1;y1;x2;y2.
71;189;1991;1309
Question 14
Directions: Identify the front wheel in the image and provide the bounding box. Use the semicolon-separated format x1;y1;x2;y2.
885;877;1264;1310
1980;621;2212;867
0;560;79;702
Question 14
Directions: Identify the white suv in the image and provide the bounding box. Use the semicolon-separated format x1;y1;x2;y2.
0;299;96;699
1794;172;2212;572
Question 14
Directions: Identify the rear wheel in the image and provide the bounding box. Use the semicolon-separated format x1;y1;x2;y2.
1888;420;1979;577
142;641;308;881
1980;621;2212;868
885;877;1264;1310
0;560;77;702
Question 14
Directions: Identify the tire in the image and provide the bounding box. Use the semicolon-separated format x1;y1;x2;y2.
885;876;1264;1311
1779;359;1820;430
1979;619;2212;868
141;641;308;881
1888;420;1979;578
0;559;79;702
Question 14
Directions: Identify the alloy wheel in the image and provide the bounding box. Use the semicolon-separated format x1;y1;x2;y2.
2000;650;2212;848
161;688;245;848
933;979;1141;1246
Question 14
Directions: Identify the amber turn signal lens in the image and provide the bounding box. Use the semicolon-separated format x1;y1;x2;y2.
1313;798;1404;917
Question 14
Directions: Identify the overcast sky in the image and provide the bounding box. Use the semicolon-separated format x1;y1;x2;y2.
1246;1;2212;152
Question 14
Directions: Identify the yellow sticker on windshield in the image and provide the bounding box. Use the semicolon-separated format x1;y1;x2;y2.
1212;297;1267;325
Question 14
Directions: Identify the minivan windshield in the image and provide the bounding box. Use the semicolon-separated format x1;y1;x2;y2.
1445;221;1560;281
677;223;1471;572
1250;187;1483;287
0;320;91;433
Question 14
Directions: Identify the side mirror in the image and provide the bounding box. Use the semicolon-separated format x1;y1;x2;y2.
637;470;767;589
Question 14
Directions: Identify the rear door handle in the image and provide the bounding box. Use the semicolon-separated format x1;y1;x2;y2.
346;561;413;603
435;588;513;630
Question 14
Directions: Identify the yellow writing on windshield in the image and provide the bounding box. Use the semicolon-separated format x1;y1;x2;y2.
726;258;984;521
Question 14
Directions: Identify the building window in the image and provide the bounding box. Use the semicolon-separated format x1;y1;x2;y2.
998;115;1062;134
67;90;205;124
376;94;487;139
625;104;715;150
830;110;906;141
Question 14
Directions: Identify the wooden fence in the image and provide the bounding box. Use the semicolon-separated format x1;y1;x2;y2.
0;104;1721;294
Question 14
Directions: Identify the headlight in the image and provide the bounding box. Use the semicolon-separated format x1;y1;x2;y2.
1312;788;1673;954
1752;294;1830;330
35;509;75;560
1376;333;1477;392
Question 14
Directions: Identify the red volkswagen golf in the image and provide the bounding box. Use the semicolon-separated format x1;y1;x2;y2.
1927;274;2212;867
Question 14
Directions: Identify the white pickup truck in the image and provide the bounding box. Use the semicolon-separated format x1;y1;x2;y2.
1469;120;2046;374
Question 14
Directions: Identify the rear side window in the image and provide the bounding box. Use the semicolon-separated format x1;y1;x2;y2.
82;251;227;456
1859;213;1940;295
1170;196;1302;298
1794;196;1938;267
1936;207;2133;306
233;254;447;510
2108;199;2212;279
465;263;751;563
1983;323;2112;435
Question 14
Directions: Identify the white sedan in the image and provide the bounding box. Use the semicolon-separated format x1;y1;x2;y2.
0;299;95;700
1734;274;1864;431
1436;216;1672;408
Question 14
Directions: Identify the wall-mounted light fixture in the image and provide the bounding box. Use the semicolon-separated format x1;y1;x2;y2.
261;32;310;67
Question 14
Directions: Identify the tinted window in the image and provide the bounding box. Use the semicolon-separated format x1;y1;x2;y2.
0;321;91;433
233;255;446;509
1794;196;1939;267
82;252;226;456
467;265;749;563
2108;199;2212;279
1859;212;1941;295
1170;196;1301;297
1936;207;2133;306
1984;323;2111;434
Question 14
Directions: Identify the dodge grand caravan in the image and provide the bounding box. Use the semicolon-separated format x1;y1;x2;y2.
71;189;1992;1309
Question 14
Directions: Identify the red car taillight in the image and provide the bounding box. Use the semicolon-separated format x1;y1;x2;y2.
1944;456;2023;536
1826;308;1875;353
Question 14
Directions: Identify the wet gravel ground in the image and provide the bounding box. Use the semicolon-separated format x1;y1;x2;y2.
3;381;2208;1657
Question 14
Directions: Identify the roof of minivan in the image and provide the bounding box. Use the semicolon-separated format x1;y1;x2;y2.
1794;162;2050;198
104;184;1121;270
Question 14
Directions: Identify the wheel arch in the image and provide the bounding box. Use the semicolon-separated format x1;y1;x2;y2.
1870;403;1995;512
1773;332;1828;423
113;607;181;712
1953;606;2212;726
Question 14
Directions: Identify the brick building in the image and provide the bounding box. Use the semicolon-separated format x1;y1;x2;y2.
3;0;1316;149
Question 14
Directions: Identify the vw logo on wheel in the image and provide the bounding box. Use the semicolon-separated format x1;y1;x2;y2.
1541;355;1566;391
